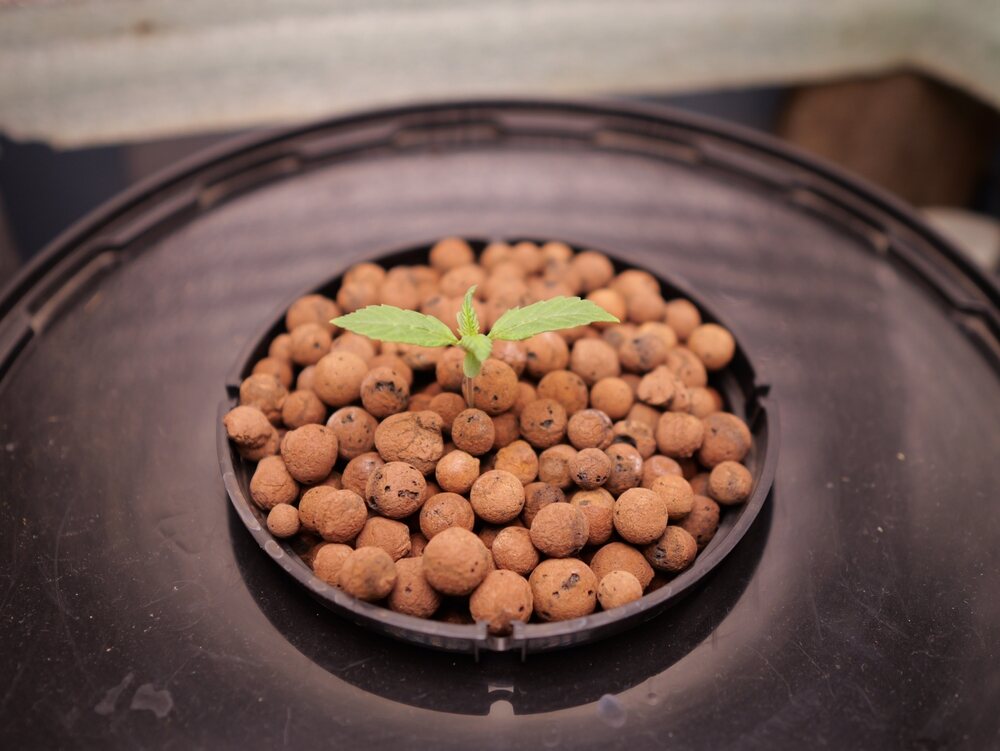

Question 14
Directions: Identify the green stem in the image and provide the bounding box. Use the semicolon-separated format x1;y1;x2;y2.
461;375;475;409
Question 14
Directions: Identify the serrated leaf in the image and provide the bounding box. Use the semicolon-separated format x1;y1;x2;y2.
487;296;619;341
331;305;458;347
457;286;481;338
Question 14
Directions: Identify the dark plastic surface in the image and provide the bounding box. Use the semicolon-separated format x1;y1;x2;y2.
218;240;777;654
1;99;999;748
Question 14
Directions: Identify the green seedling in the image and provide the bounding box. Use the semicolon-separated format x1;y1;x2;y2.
332;286;618;379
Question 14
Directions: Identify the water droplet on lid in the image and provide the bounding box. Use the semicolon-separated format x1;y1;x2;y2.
596;693;627;728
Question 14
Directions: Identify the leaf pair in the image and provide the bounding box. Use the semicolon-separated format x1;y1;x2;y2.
331;284;618;377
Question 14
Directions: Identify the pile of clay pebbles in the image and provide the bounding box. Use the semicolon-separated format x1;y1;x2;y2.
224;238;753;634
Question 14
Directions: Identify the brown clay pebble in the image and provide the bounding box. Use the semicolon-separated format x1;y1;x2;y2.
429;393;466;434
519;398;568;449
708;461;752;505
664;299;701;341
290;323;333;366
224;406;274;453
570;488;615;546
512;382;537;416
355;517;412;561
339;547;397;601
612;420;656;459
252;357;294;388
470;359;519;415
470;570;534;634
590;378;634;420
689;472;710;496
644;526;698;574
566;409;614;450
451;408;496;455
698;412;752;467
627;402;661;432
689;386;724;418
678;495;721;550
429;236;475;271
613;487;668;545
249;456;298;509
636;366;677;408
537;444;577;488
286;294;340;333
529;502;589;558
298;486;367;543
341;451;384;496
365;461;426;519
388;557;441;618
524;332;570;378
666;347;708;388
297;365;317;392
433;347;466;391
336;280;380;314
604;443;644;495
537;371;589;415
281;389;327;429
239;427;280;462
529;558;598;622
313;352;367;407
374;410;444;474
422;527;491;595
688;323;736;371
409;532;429;557
477;524;505;550
491;412;521;450
651;474;696;521
590;542;654;589
572;251;615;292
268;333;293;363
434;450;481;494
491;339;528;377
266;504;300;538
655;412;705;459
239;373;287;424
569;448;611;489
370;353;414;386
597;570;643;610
280;424;338;484
312;543;353;587
493;440;537;484
641;455;684;487
331;334;378;365
359;366;409;418
470;470;526;524
521;482;566;527
326;406;377;459
410;392;436;414
570;339;620;385
419;492;475;539
619;333;668;373
491;527;540;576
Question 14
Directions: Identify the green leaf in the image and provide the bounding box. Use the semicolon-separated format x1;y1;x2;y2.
487;296;619;341
460;333;492;362
459;333;492;378
457;286;481;338
463;350;483;378
331;305;458;347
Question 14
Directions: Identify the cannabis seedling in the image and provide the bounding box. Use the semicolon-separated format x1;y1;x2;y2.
332;287;618;402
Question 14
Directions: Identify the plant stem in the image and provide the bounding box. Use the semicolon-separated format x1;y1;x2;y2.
461;375;475;409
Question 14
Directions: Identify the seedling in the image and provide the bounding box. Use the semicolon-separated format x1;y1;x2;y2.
332;286;618;379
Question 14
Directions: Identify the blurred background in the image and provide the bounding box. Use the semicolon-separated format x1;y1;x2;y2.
1;0;998;283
